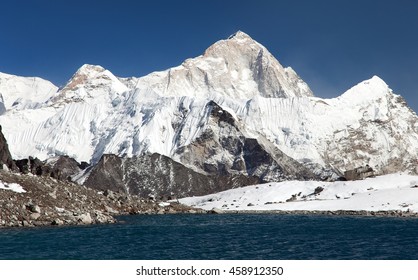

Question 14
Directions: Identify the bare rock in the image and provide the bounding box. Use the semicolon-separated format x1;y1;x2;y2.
0;125;18;171
104;205;119;214
22;220;31;227
51;219;64;226
93;211;115;224
30;213;41;220
211;208;224;214
27;204;41;213
77;213;93;224
314;186;324;195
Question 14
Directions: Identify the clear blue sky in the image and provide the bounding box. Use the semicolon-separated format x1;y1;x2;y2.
1;0;417;110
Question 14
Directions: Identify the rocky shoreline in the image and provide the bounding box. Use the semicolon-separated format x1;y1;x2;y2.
2;168;417;229
0;170;202;228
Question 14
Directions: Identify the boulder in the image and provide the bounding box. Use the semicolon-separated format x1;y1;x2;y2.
77;213;93;224
210;208;224;214
27;204;41;213
51;219;64;226
344;165;375;181
30;213;41;220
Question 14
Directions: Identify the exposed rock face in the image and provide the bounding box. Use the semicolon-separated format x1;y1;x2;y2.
344;166;375;181
0;125;16;171
44;156;86;180
174;101;317;182
0;94;6;115
14;155;86;181
84;153;261;198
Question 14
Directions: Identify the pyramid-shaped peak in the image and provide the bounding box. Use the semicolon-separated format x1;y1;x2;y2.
354;75;390;92
367;75;389;87
338;75;393;105
203;30;265;58
58;63;126;96
75;64;106;76
228;30;253;40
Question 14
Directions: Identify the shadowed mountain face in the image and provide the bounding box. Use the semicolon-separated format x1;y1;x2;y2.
84;153;262;198
0;125;16;171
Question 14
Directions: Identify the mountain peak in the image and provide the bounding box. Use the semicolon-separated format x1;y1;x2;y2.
227;30;253;41
75;64;106;76
368;75;389;87
338;75;392;105
0;72;58;110
355;75;390;93
63;64;117;90
203;30;262;58
52;64;127;103
59;64;107;93
155;31;314;99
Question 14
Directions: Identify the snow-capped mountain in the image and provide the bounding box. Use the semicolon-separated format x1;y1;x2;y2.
0;72;58;111
0;31;417;190
240;76;418;176
126;31;313;100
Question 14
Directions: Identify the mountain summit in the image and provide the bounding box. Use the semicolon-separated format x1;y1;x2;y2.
0;31;417;197
134;31;313;99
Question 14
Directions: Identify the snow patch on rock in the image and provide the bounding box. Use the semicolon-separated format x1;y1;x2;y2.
0;181;26;193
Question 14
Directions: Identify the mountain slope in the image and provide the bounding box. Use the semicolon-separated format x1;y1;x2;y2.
83;153;262;197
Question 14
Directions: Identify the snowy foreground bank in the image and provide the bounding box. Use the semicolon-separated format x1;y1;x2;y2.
179;173;418;213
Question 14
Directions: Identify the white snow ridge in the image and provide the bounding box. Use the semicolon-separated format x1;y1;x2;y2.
1;31;418;213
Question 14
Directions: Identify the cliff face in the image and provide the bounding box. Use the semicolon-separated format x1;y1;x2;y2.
0;125;16;171
84;153;262;198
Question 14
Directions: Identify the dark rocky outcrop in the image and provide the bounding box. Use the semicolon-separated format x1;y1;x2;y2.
0;125;17;171
14;155;87;181
84;153;261;198
344;165;375;181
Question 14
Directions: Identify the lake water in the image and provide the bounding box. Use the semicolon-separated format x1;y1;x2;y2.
1;214;418;259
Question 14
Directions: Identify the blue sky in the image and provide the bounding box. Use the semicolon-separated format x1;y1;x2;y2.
1;0;417;110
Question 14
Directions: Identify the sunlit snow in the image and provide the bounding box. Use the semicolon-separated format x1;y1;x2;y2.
0;181;26;193
180;173;418;213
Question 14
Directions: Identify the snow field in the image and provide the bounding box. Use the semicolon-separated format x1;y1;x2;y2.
179;173;418;213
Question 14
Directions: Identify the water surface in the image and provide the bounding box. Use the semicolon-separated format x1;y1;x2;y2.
1;214;417;259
